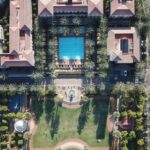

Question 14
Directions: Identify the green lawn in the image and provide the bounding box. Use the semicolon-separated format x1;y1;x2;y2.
31;99;110;148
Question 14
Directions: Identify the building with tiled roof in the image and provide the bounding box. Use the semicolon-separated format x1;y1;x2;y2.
107;27;140;64
0;0;34;68
38;0;103;17
110;0;135;17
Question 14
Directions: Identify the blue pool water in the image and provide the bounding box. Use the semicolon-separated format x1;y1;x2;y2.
59;37;84;59
9;95;20;112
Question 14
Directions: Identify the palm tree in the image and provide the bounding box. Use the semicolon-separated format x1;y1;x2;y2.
73;27;80;36
0;72;6;80
46;84;56;96
84;61;95;71
30;84;38;96
49;71;58;84
32;72;44;84
85;71;94;84
0;84;7;95
72;16;81;25
85;39;95;48
49;62;58;71
86;27;94;34
49;27;57;35
60;17;69;25
8;84;17;96
81;95;89;104
85;84;96;95
18;84;27;95
63;27;70;36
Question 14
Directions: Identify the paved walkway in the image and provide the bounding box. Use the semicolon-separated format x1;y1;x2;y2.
30;138;109;150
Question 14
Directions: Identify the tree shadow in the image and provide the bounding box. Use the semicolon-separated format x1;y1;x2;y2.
77;101;90;134
44;99;55;123
50;105;60;139
31;99;43;123
50;114;60;139
92;99;109;139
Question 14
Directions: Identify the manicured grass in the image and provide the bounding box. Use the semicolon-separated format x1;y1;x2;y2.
32;99;110;148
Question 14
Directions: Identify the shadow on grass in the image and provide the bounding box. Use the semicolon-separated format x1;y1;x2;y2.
44;99;55;123
50;112;60;139
92;99;109;139
77;101;90;134
44;98;60;139
31;99;43;123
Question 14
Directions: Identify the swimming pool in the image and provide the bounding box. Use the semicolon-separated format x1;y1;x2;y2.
59;37;84;59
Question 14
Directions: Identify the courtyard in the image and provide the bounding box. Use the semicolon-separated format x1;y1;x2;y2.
31;98;110;148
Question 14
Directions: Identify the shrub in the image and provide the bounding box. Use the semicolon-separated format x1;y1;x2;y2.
121;131;128;139
121;111;128;118
23;112;32;120
16;112;24;119
17;133;23;138
23;131;32;141
2;133;9;138
0;98;8;103
2;119;8;124
0;126;8;131
85;84;96;95
128;131;136;140
18;139;23;145
5;112;16;119
137;139;144;146
0;141;7;146
127;110;136;118
0;106;8;112
121;139;128;146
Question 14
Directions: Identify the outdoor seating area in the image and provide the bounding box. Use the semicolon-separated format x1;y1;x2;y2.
57;59;84;72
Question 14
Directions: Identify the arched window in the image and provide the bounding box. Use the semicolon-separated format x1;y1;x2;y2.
120;39;128;53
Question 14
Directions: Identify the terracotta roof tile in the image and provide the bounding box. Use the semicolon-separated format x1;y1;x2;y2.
107;27;140;64
110;0;135;17
3;0;35;67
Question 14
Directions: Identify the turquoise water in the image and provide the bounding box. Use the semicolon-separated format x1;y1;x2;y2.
59;37;84;59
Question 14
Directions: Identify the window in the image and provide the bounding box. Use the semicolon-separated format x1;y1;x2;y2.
120;39;128;53
20;30;25;40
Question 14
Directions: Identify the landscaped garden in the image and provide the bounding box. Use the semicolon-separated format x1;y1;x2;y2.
31;98;110;148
